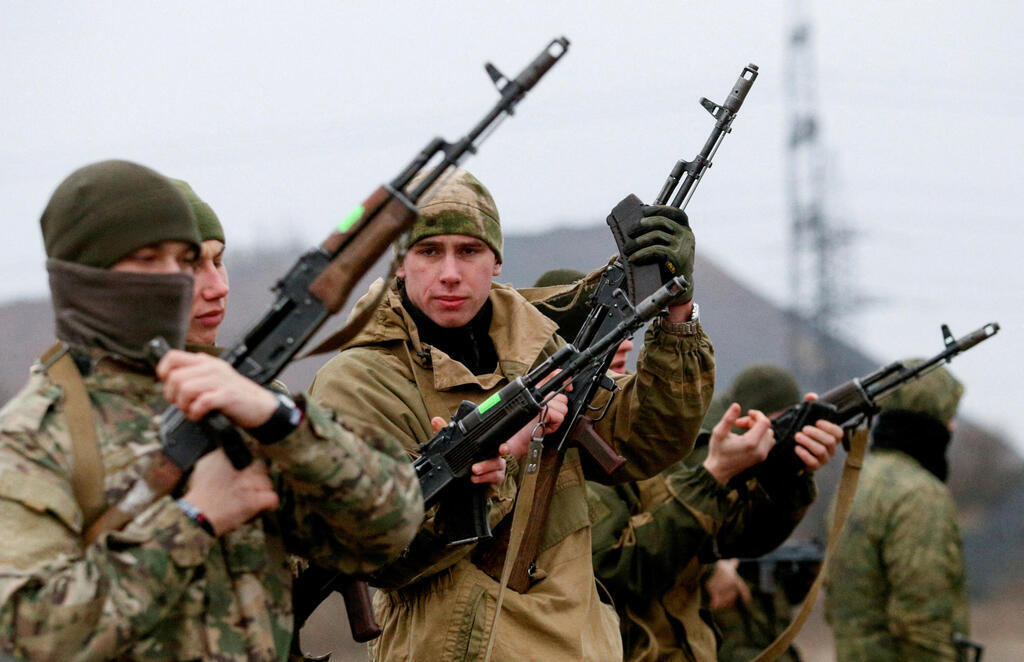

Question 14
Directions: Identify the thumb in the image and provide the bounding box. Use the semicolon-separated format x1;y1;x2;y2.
430;416;446;434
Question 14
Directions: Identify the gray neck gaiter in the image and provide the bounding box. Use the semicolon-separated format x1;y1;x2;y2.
47;258;192;362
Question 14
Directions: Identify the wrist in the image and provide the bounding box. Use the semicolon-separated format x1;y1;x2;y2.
248;391;305;444
176;497;217;536
703;454;734;486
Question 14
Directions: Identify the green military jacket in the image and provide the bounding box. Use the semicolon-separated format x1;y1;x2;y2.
310;279;715;661
588;441;816;662
0;346;423;661
824;448;969;662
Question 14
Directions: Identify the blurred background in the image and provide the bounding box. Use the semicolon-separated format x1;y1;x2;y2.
2;2;1021;659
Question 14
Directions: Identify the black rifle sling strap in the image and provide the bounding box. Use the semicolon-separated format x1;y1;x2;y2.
39;343;107;532
749;427;868;662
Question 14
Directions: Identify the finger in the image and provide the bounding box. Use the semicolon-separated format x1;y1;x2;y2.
712;403;742;440
470;469;505;485
803;392;819;402
630;228;675;249
626;245;670;266
249;490;281;515
430;416;446;434
640;205;689;226
472;457;506;476
794;444;823;471
737;579;753;604
794;434;829;469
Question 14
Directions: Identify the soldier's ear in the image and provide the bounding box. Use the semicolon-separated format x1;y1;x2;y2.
492;260;502;277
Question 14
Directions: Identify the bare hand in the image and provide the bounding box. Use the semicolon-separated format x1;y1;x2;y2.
463;391;569;487
792;393;843;471
183;449;279;535
703;403;775;485
705;558;753;610
156;350;277;428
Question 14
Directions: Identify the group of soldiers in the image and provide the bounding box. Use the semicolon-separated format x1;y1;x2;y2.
0;158;970;662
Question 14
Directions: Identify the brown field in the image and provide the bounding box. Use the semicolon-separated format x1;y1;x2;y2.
299;594;1024;661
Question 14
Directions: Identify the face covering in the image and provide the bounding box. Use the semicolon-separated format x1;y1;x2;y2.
48;258;192;363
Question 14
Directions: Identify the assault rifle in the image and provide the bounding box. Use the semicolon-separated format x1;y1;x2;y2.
418;275;690;545
493;63;761;591
82;36;570;642
750;322;1000;479
738;540;824;604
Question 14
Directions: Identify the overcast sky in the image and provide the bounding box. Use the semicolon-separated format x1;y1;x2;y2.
2;1;1021;451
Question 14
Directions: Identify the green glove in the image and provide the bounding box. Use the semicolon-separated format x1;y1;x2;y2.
624;204;694;303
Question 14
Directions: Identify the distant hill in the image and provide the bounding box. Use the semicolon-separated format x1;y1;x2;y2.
1;223;1020;597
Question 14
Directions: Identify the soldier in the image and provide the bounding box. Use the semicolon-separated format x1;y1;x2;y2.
310;168;715;660
170;179;229;348
0;160;423;661
824;362;970;662
535;267;839;662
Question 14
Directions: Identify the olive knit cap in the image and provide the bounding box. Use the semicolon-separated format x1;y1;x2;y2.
41;160;200;268
405;168;503;262
170;178;224;243
729;364;801;415
878;359;964;425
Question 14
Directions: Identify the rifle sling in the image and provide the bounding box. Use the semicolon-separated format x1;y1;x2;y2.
482;437;544;662
39;343;107;532
748;427;868;662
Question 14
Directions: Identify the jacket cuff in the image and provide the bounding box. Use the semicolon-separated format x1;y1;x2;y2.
664;463;735;533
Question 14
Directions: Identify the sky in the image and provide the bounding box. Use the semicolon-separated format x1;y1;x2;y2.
1;1;1021;452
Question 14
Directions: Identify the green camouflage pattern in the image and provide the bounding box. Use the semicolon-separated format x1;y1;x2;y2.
877;360;964;425
406;168;503;261
824;448;969;662
589;442;816;662
0;346;422;661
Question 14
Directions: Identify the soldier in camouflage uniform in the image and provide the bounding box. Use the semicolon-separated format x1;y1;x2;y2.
533;268;835;662
0;160;423;661
310;168;715;660
825;362;970;662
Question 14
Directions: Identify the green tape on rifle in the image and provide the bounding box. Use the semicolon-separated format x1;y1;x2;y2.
478;393;501;414
337;205;364;233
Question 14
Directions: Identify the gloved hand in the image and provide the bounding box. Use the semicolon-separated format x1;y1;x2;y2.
624;204;694;303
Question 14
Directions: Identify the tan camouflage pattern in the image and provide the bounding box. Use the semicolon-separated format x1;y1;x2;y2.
824;448;969;662
876;360;964;425
0;346;422;661
588;443;816;662
310;277;715;661
406;168;503;261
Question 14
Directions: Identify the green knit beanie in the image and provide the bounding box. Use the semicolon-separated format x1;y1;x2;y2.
406;168;503;262
729;364;801;415
532;269;591;342
878;359;964;425
170;179;224;243
41;160;200;268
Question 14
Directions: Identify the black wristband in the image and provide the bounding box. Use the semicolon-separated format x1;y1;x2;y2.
248;392;304;444
176;498;216;536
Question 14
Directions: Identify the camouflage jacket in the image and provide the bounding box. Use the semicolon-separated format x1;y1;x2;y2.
310;279;715;661
0;347;423;662
824;448;969;662
588;441;816;662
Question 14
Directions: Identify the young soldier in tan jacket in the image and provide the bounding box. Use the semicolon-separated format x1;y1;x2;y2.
310;168;715;660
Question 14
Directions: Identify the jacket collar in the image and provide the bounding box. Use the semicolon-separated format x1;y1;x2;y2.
343;278;559;391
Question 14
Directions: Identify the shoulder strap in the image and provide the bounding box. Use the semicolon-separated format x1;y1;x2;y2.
748;427;869;662
39;343;107;531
